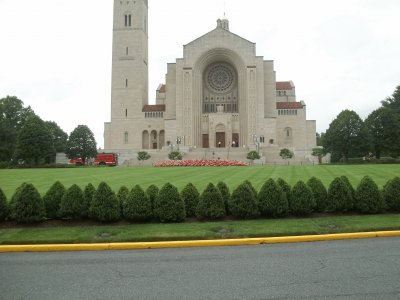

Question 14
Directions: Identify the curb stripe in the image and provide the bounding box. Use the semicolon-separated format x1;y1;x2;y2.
1;230;399;253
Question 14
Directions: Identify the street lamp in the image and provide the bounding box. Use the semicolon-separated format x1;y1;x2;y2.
176;137;182;150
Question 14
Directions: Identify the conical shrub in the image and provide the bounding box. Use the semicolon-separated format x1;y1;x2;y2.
154;183;185;223
146;184;159;212
277;178;292;211
243;180;257;197
59;184;85;219
340;176;355;210
43;181;65;219
290;181;315;216
90;182;121;222
117;186;130;215
258;178;288;217
0;188;9;221
307;177;328;212
10;183;44;223
355;176;383;214
123;185;152;221
217;181;230;215
383;177;400;211
196;183;225;220
181;183;200;218
327;177;352;212
82;183;96;219
229;182;259;219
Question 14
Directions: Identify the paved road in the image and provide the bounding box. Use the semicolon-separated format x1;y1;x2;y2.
1;237;400;299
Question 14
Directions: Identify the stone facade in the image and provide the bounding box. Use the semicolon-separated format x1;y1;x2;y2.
104;0;317;163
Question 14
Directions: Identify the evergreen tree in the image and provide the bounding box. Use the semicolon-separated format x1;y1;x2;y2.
43;181;65;219
154;183;185;223
306;177;328;212
146;184;159;212
123;185;152;221
229;182;259;219
59;184;85;219
340;176;355;210
383;177;400;211
10;183;44;223
290;181;315;216
82;183;96;219
258;178;288;217
327;177;352;212
90;182;121;222
355;176;383;214
181;183;200;218
277;178;292;211
217;181;231;215
196;183;225;220
0;188;9;221
117;186;130;215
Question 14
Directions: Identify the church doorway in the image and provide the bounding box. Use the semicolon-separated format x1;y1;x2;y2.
202;134;209;148
216;132;225;147
232;133;239;147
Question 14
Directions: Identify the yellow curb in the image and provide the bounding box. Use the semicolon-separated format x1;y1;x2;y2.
1;230;400;253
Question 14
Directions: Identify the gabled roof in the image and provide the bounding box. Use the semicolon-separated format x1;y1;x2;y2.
276;81;294;90
276;102;304;109
142;104;166;112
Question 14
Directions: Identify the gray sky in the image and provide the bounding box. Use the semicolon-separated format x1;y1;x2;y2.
1;0;399;148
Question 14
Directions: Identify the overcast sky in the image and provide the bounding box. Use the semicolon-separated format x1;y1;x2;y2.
1;0;399;148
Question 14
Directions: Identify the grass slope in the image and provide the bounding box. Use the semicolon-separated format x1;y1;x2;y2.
0;164;399;198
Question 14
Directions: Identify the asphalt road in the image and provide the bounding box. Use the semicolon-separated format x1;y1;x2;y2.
1;237;400;299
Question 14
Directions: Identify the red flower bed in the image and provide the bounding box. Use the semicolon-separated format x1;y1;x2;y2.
154;159;247;167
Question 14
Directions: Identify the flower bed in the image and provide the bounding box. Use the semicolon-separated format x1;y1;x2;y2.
154;159;247;167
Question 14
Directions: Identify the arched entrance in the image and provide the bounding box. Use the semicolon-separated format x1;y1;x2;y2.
151;130;157;149
215;124;226;147
142;130;149;149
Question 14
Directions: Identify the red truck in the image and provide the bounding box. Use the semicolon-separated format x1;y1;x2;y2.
69;153;118;166
94;153;118;166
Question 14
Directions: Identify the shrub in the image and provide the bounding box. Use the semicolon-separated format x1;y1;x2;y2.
0;188;9;221
327;177;352;212
229;182;259;219
243;180;257;197
383;177;400;211
43;181;65;219
280;148;294;159
196;183;225;220
290;181;315;216
146;184;159;212
258;178;288;217
168;151;183;160
340;176;355;210
355;176;383;214
90;182;121;222
117;186;130;215
181;183;200;218
217;181;230;215
59;184;85;219
10;183;44;223
154;183;185;223
123;185;152;221
277;178;292;211
247;150;260;161
306;177;328;212
82;183;96;219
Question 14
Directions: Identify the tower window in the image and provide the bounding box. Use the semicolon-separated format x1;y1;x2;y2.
126;47;129;55
125;79;128;87
125;109;128;117
124;14;132;27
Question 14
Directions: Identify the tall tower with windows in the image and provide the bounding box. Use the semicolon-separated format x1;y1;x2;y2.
110;0;148;120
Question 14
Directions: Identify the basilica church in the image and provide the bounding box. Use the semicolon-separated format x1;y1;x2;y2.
104;0;317;164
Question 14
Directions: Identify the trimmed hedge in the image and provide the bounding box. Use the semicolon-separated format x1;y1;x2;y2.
10;183;44;223
90;182;121;222
59;184;85;220
154;183;185;223
355;176;383;214
327;177;352;212
229;182;260;219
217;181;231;215
123;185;152;221
181;183;200;218
146;184;159;212
258;178;288;217
0;188;9;221
383;177;400;211
82;183;96;219
277;178;292;211
307;177;328;212
340;176;355;211
117;186;130;215
196;183;225;220
290;181;315;216
43;181;65;219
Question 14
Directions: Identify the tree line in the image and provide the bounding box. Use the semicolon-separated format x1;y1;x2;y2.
321;85;400;162
0;96;97;166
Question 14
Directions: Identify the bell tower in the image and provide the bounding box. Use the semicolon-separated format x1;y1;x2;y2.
110;0;148;120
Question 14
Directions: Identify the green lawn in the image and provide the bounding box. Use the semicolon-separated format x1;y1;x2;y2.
1;214;399;245
1;164;399;198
